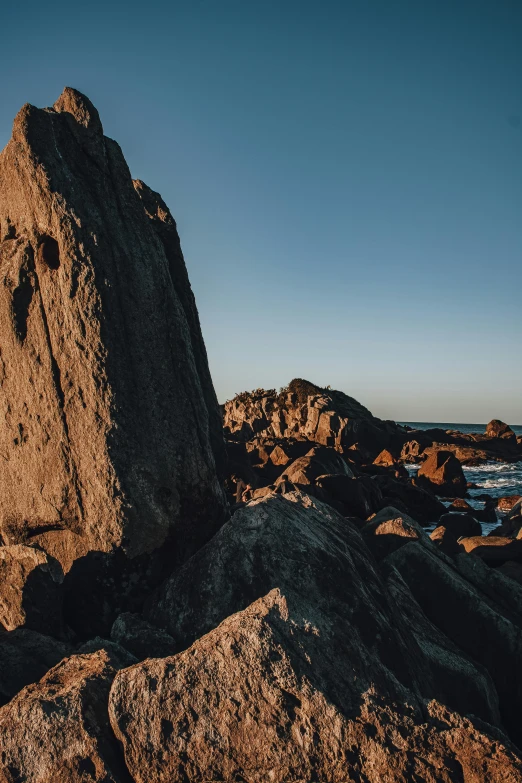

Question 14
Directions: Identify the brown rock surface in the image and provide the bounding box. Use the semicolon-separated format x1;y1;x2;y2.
0;88;226;576
0;544;63;633
224;379;401;458
0;649;132;782
486;419;516;440
112;589;522;783
416;450;467;497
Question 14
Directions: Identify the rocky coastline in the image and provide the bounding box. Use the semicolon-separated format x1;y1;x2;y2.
0;89;521;782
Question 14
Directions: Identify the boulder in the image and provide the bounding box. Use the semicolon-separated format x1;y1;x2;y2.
0;544;63;634
498;495;522;512
315;473;383;518
437;512;482;539
76;637;138;668
0;650;132;782
147;491;419;683
385;541;522;744
276;446;354;486
147;490;508;730
458;536;522;564
430;526;462;556
416;450;467;497
373;448;396;467
486;420;516;440
111;588;522;783
0;88;226;586
0;628;71;706
362;507;429;560
384;565;500;723
110;612;177;660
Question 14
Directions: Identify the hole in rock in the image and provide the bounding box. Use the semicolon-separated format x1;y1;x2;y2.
12;268;34;343
37;235;60;270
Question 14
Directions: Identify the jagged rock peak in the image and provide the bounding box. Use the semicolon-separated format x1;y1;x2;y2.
224;378;401;458
53;87;103;133
0;89;227;627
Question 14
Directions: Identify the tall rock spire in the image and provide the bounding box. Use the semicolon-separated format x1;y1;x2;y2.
0;88;227;580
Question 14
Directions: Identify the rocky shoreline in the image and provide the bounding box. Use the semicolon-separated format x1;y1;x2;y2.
0;89;521;782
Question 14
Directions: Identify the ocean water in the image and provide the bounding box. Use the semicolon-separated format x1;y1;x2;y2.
400;421;522;534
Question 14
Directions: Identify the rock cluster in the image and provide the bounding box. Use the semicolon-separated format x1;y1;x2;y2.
0;90;521;782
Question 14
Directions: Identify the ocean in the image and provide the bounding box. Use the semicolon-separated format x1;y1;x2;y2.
399;422;522;534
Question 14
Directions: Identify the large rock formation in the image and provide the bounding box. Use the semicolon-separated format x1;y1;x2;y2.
0;89;226;591
224;379;401;459
111;588;522;783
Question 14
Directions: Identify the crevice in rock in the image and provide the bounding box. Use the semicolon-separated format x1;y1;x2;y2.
37;236;60;270
11;265;34;343
32;258;85;525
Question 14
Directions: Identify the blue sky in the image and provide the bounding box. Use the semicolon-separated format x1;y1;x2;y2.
1;0;521;423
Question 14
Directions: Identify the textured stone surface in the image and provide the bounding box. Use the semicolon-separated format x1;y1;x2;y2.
224;379;401;458
112;589;522;783
417;450;467;497
0;544;63;633
0;650;132;782
147;491;421;680
0;87;226;573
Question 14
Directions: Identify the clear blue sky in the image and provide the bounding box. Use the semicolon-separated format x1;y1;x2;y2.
2;0;521;423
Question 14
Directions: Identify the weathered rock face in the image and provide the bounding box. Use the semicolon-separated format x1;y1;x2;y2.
0;89;226;575
147;491;420;673
112;589;522;783
0;544;63;634
486;419;516;440
0;649;132;783
416;450;467;497
224;379;401;459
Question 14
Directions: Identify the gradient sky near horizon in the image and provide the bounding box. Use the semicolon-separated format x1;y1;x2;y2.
1;0;521;423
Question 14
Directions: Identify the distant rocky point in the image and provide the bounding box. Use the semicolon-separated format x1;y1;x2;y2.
0;90;521;782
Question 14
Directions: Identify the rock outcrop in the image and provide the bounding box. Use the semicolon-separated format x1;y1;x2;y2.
0;87;226;564
111;587;522;783
0;88;227;630
224;379;401;459
416;450;467;497
0;649;132;782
